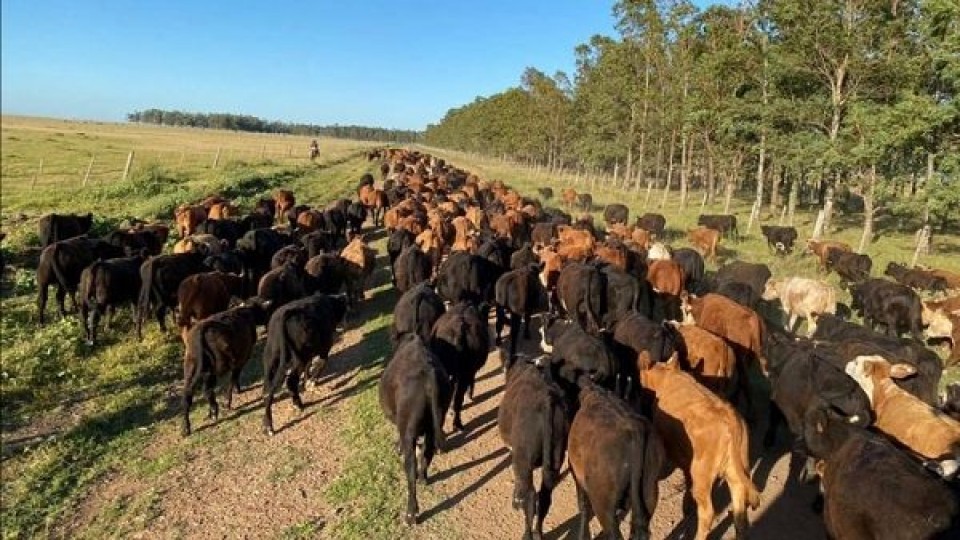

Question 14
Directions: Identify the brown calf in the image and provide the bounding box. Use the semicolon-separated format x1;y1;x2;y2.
641;356;760;540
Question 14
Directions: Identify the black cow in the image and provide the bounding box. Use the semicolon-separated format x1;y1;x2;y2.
576;193;593;212
431;301;490;430
635;213;666;239
494;265;549;363
811;313;941;405
762;330;873;454
435;251;500;306
204;250;245;274
324;203;348;238
672;247;705;294
715;261;771;300
387;228;416;286
36;236;124;325
236;228;291;294
394;244;432;294
760;225;798;255
391;282;446;345
803;405;959;539
181;299;270;436
848;279;923;340
884;261;948;292
553;262;606;335
257;262;310;313
304;253;345;295
346;201;367;235
270;245;308;269
539;318;617;394
603;204;629;226
697;214;738;241
105;229;163;256
262;293;348;435
78;254;145;345
610;310;677;386
195;218;251;249
498;358;570;540
510;243;538;271
537;187;554;201
717;281;760;310
379;334;452;525
301;230;341;258
599;263;648;328
38;212;93;247
136;252;208;339
827;250;872;284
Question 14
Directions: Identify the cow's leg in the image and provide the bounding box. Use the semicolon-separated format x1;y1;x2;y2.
181;363;200;437
494;306;507;345
286;366;305;412
535;463;559;540
156;305;168;332
805;315;817;337
764;401;785;448
420;428;437;484
451;378;467;431
402;428;419;525
37;283;49;325
574;479;594;540
88;304;103;346
523;313;532;339
787;313;799;334
262;362;285;435
225;365;243;409
80;300;92;344
512;458;536;540
690;459;716;540
203;372;219;422
55;286;68;318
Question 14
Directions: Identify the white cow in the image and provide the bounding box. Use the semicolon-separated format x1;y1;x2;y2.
761;277;836;336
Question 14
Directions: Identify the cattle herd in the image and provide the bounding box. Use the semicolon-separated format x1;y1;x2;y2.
22;146;960;539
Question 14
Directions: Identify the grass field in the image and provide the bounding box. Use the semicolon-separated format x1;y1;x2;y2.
0;117;958;539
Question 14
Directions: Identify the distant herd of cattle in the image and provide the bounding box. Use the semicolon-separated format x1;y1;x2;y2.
20;145;960;539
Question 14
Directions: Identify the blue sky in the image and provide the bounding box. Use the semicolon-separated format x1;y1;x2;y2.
2;1;724;130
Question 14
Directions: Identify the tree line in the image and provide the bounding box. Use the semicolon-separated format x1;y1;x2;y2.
425;0;959;239
127;109;423;143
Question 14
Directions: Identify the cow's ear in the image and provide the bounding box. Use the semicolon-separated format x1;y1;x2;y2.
889;363;916;379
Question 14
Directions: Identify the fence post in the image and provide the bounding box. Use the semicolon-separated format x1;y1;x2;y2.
32;159;44;189
260;144;266;159
911;225;931;267
82;155;96;186
122;151;135;181
212;147;222;168
179;150;185;167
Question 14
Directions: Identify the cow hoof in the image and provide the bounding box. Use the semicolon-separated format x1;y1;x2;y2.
85;340;95;347
404;512;418;526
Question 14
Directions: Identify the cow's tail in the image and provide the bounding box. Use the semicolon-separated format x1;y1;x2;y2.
541;394;555;477
425;364;447;452
584;270;600;334
49;243;72;293
186;322;214;379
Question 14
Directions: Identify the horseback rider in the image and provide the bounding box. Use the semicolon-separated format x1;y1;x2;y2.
309;139;319;161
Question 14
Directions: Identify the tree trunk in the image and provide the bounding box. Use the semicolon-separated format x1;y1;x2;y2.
821;186;836;237
770;165;782;212
787;176;799;226
723;151;741;215
748;132;766;234
634;130;646;194
625;148;633;190
646;135;663;206
660;129;677;209
704;132;715;205
679;132;689;208
858;165;876;253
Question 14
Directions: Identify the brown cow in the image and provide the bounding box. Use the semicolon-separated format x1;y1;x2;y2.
176;271;246;341
208;202;238;220
682;293;768;376
673;323;739;400
340;235;376;307
806;239;851;272
296;209;325;234
687;226;720;262
845;355;960;478
273;190;296;223
568;382;664;540
358;184;389;227
561;188;577;210
594;241;627;271
640;355;760;540
173;234;227;256
175;204;207;238
554;225;595;262
647;259;685;295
